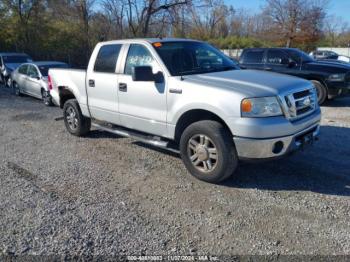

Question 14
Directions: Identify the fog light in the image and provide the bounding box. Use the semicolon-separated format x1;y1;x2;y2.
272;141;284;154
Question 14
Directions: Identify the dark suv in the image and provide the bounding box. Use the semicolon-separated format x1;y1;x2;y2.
239;48;350;104
0;53;33;87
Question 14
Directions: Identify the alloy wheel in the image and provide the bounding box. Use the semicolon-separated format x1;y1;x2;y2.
65;106;78;131
187;134;218;173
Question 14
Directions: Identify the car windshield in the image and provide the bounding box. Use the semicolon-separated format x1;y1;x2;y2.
153;41;238;76
285;49;314;63
38;64;69;76
3;55;31;63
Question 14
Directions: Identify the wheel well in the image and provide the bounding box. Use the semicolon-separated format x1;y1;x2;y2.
174;109;232;143
310;79;328;92
59;87;75;108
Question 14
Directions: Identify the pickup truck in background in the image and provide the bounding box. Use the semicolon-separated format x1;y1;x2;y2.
49;39;321;183
239;48;350;104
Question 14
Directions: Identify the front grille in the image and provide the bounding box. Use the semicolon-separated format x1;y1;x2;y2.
280;88;317;120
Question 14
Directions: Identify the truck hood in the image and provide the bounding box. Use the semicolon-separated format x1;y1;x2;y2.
303;60;350;73
183;70;312;97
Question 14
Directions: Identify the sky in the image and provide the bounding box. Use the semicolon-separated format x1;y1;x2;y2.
225;0;350;24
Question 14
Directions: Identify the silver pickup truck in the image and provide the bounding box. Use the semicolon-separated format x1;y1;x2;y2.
49;38;321;183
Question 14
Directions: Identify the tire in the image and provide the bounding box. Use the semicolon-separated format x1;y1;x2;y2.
13;82;22;96
179;120;238;183
41;89;54;106
311;80;327;105
63;99;91;136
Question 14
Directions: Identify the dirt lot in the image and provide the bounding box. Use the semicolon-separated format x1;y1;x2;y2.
0;85;349;257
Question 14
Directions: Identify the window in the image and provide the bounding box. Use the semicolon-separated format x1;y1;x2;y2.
18;65;28;75
266;50;289;64
154;41;237;76
124;44;155;75
27;65;39;77
94;44;122;73
241;50;264;64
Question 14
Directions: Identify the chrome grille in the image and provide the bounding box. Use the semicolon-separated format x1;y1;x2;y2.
279;88;317;121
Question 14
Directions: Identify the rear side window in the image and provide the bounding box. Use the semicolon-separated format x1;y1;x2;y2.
94;44;122;73
18;65;28;74
241;50;264;64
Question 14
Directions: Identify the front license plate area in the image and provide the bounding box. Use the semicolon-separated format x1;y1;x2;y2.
296;129;315;150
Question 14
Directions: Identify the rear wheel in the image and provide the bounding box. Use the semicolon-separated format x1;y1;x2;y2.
179;120;238;183
63;99;91;136
311;80;327;105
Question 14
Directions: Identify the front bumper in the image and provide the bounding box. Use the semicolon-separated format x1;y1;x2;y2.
234;123;320;160
327;81;350;98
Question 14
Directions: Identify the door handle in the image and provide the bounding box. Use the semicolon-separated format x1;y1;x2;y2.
119;83;127;92
265;67;272;71
89;79;95;87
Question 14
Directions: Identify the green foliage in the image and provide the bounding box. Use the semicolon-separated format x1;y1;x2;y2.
207;36;271;49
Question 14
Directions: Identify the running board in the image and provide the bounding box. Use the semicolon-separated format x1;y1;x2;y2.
91;123;180;154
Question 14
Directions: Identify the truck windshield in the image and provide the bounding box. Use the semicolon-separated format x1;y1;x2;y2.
3;56;32;63
153;41;238;76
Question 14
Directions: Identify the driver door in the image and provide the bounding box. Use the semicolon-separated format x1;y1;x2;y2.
117;44;167;137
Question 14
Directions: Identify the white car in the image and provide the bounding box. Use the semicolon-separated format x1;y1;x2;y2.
11;61;68;106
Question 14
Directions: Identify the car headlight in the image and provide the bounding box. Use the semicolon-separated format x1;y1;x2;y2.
328;73;345;82
241;97;283;117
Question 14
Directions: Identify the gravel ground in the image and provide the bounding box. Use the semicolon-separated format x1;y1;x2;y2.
0;86;349;258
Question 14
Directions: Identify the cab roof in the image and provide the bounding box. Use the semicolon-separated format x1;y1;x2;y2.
100;38;202;45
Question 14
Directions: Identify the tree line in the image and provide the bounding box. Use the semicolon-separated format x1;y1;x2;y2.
0;0;349;67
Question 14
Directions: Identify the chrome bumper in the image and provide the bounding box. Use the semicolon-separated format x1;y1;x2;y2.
233;123;320;160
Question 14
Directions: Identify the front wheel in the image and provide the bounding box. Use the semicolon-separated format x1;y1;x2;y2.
311;80;327;105
179;120;238;183
63;99;91;136
13;82;22;96
41;90;54;106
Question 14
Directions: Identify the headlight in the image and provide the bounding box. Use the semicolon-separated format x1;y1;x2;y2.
328;73;345;82
241;97;283;117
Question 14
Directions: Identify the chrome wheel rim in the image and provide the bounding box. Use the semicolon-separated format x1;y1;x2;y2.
65;106;78;130
187;134;218;173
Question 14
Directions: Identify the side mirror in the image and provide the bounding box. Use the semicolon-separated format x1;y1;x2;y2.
132;66;155;82
281;58;289;65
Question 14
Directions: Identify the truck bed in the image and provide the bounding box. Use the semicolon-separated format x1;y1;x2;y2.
48;68;87;108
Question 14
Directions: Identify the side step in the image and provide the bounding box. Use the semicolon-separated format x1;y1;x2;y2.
91;122;180;154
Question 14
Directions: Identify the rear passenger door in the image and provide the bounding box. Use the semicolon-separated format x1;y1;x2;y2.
86;44;123;125
239;49;265;70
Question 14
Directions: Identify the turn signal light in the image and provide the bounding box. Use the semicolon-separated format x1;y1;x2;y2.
241;99;252;112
